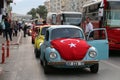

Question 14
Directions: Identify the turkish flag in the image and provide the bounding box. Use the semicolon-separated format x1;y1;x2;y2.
51;38;90;61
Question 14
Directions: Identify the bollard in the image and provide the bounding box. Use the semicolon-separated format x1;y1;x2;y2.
1;43;5;64
6;40;10;58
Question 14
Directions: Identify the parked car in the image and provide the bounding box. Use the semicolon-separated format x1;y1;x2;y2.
27;28;32;36
34;25;51;58
31;25;41;44
39;25;109;74
26;23;33;36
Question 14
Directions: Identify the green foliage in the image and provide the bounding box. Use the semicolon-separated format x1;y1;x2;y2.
27;8;37;19
27;5;47;19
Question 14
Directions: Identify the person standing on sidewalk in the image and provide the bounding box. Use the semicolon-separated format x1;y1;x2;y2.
23;23;27;37
1;15;6;37
14;21;18;37
11;21;18;37
4;18;12;41
85;17;94;38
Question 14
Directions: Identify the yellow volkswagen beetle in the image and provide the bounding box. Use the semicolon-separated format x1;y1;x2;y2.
34;25;51;58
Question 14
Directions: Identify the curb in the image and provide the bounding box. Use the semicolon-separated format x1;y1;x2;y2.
0;67;3;75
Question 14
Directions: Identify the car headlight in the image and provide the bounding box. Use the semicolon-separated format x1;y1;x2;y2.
49;52;57;59
89;51;97;58
39;43;43;46
29;30;32;33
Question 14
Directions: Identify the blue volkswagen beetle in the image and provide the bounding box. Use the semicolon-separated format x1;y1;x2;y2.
39;25;109;74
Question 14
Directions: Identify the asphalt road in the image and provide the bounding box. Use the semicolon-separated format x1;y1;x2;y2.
0;36;120;80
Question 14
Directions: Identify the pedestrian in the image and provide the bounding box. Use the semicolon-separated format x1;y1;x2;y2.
85;17;94;38
0;15;6;37
12;21;18;37
4;17;12;41
42;20;48;25
14;21;18;36
23;23;27;37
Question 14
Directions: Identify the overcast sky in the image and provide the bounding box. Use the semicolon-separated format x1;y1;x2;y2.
11;0;46;15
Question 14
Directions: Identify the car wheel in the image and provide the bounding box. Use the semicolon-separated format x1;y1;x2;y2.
36;51;40;58
43;59;50;74
90;63;99;73
40;59;43;66
32;40;34;44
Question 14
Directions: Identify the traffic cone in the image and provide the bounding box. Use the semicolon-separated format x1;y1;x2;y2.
6;40;10;58
1;43;5;64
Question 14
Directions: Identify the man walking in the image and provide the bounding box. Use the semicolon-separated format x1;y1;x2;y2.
1;15;6;37
4;17;12;41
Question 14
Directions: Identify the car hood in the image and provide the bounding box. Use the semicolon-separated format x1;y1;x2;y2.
51;38;90;60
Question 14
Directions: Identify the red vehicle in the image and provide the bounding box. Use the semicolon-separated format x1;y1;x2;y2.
82;0;120;50
31;26;40;44
31;22;43;44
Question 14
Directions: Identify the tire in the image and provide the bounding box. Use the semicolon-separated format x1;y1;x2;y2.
32;40;34;44
40;59;43;66
90;63;99;73
34;48;40;58
43;59;50;74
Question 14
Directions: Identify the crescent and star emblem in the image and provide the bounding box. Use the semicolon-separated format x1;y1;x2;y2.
60;39;80;43
60;39;80;48
68;43;76;48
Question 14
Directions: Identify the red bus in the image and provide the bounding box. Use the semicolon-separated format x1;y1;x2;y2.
82;0;120;50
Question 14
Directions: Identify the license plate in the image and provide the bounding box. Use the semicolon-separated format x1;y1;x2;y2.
66;62;83;66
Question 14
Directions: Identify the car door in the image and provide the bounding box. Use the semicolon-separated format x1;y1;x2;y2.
87;28;109;60
40;30;50;60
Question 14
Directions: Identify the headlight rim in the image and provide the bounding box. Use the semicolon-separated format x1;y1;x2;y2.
49;52;57;59
89;51;97;58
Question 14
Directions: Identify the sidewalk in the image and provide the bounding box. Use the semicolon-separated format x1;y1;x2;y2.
0;31;22;75
0;31;22;45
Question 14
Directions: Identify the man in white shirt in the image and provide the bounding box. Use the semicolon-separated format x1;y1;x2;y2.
85;17;93;37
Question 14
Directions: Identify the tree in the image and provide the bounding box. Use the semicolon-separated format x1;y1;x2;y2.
36;5;47;19
27;8;37;19
27;5;47;20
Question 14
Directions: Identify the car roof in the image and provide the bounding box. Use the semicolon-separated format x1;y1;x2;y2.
48;25;82;31
40;25;51;29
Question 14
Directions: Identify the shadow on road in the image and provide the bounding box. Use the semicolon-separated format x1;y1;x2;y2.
109;50;120;57
43;68;98;76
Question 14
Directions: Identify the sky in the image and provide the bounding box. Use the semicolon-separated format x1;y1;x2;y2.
11;0;46;15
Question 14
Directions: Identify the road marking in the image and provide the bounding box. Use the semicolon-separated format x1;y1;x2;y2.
101;60;120;69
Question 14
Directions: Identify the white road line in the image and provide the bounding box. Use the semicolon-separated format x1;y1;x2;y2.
101;60;120;69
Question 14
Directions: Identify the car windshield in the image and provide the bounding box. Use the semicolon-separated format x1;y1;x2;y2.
63;14;82;26
51;28;84;40
41;27;49;35
36;22;43;26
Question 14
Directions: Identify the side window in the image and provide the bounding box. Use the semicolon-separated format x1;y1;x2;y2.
87;29;107;40
45;30;49;41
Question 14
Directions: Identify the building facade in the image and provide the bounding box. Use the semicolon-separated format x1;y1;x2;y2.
44;0;89;13
0;0;13;22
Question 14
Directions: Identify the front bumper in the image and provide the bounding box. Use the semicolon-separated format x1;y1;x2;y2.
47;60;98;68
